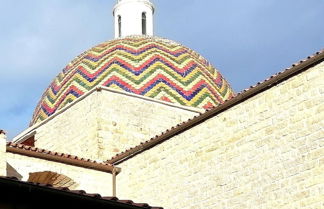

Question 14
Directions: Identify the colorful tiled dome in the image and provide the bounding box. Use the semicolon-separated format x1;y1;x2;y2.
31;36;235;125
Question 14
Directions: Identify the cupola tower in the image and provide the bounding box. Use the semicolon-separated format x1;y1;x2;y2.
113;0;155;38
28;0;235;126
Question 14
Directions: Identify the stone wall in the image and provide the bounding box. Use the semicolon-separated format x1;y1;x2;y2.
35;92;99;160
5;152;113;196
116;61;324;209
95;90;199;157
34;89;199;161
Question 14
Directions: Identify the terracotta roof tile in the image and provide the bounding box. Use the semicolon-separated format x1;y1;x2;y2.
6;142;120;174
0;177;163;209
107;49;324;165
7;142;101;164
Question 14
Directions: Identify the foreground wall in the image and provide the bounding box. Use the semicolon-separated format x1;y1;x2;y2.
117;61;324;208
32;89;199;161
5;152;113;196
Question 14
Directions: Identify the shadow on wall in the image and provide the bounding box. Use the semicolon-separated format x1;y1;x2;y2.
6;165;78;189
28;171;78;189
6;163;23;180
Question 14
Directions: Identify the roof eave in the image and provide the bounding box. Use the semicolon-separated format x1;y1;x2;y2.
6;143;121;174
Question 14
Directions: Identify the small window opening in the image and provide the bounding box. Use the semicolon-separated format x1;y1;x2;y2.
21;132;36;147
142;12;147;35
21;135;35;147
118;15;122;37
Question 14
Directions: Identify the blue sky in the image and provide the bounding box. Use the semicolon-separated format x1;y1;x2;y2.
0;0;323;139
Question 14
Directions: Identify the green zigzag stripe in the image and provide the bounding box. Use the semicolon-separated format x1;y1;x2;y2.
45;65;226;105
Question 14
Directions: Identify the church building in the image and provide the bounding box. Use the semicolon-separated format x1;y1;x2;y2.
1;0;323;208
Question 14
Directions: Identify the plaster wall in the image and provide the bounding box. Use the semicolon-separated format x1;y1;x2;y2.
5;152;113;196
33;90;199;161
116;61;324;209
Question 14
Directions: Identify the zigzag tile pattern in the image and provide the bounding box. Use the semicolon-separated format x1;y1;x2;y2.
31;36;235;125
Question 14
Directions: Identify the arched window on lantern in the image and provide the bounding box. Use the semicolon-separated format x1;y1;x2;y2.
142;12;147;35
118;15;122;37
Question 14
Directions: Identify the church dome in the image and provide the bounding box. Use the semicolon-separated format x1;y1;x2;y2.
30;36;235;125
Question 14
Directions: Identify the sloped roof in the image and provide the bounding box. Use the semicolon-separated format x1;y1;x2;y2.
6;142;120;174
107;49;324;165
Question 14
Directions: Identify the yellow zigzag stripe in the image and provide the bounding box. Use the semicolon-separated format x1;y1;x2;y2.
146;83;219;106
46;62;224;107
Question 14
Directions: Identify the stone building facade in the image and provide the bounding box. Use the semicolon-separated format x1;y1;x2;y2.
1;0;323;208
3;50;322;209
114;59;324;209
15;88;200;161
